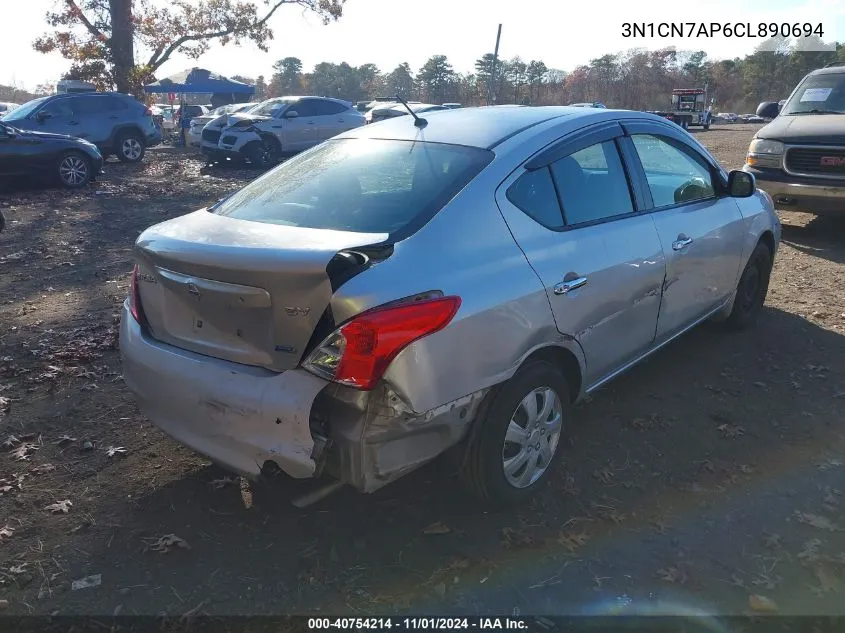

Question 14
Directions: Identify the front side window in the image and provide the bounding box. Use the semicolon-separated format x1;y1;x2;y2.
291;100;320;117
1;96;48;121
631;134;715;207
550;140;635;225
212;138;493;238
41;99;75;118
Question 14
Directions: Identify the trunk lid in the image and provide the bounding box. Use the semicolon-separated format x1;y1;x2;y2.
134;210;386;371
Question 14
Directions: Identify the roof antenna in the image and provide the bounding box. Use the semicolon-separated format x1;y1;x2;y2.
394;94;427;128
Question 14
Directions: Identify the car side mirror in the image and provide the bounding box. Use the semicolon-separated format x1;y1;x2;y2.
35;110;52;122
284;110;299;119
728;170;756;198
756;101;779;119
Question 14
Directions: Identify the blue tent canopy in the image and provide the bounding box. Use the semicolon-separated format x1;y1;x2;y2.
143;67;255;94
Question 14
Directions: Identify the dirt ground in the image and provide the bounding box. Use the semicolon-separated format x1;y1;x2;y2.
1;124;845;620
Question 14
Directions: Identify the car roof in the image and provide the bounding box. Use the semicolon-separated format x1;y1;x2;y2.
810;65;845;76
337;105;593;149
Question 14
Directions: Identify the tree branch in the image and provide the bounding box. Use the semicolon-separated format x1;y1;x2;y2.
145;0;296;74
65;0;105;40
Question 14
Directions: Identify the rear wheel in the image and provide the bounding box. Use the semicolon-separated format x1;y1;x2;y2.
461;361;570;505
57;151;91;189
116;131;145;163
726;242;773;330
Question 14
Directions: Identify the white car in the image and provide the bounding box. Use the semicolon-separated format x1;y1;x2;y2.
365;101;425;124
0;102;19;117
202;96;365;167
187;103;255;148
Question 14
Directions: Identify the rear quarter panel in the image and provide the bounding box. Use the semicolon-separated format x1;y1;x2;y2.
329;153;584;414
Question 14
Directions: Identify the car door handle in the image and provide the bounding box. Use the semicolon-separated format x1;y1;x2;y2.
553;276;588;295
672;235;694;250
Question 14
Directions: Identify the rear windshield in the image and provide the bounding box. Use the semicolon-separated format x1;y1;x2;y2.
782;72;845;115
212;138;493;239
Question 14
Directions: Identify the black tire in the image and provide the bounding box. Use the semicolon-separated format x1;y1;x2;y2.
57;151;92;189
726;242;772;330
116;130;145;163
246;136;281;169
461;360;571;506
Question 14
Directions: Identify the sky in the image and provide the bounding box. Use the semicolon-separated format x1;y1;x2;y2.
3;0;845;92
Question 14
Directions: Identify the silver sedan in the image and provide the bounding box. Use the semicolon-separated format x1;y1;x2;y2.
120;106;780;505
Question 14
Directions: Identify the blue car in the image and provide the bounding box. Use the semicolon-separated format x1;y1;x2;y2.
1;92;161;163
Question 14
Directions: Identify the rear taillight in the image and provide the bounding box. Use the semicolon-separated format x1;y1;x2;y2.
129;264;146;325
303;296;461;390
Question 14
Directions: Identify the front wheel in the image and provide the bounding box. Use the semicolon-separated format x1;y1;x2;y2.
461;360;571;505
57;151;92;189
726;242;773;330
246;137;281;169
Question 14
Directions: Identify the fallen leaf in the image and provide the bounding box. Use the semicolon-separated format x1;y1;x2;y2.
593;467;614;484
749;594;778;612
1;435;20;448
657;566;687;584
146;534;190;553
798;539;823;563
0;525;14;541
10;443;38;461
45;500;73;513
71;574;102;591
54;435;77;446
810;565;841;595
558;531;590;551
106;446;127;458
717;423;745;438
32;463;55;475
423;521;451;535
9;563;27;575
763;533;783;548
796;512;841;531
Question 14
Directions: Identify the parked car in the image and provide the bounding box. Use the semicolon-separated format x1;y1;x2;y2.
569;102;607;109
0;120;103;188
442;103;462;109
744;62;845;216
366;102;440;124
1;92;161;162
0;102;19;116
201;96;365;167
121;106;780;506
187;103;255;147
716;112;739;123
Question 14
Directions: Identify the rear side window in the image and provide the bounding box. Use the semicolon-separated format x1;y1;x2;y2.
213;138;493;239
550;140;634;225
313;100;348;116
506;169;563;229
73;95;126;114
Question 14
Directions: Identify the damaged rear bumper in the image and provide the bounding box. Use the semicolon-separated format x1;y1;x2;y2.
119;302;327;479
119;301;489;492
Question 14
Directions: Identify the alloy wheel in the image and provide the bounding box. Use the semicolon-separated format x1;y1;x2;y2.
122;137;143;161
59;155;89;187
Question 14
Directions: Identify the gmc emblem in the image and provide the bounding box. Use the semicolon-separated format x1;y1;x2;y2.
820;156;845;167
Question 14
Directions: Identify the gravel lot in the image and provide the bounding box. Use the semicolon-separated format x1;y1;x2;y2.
1;124;844;619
